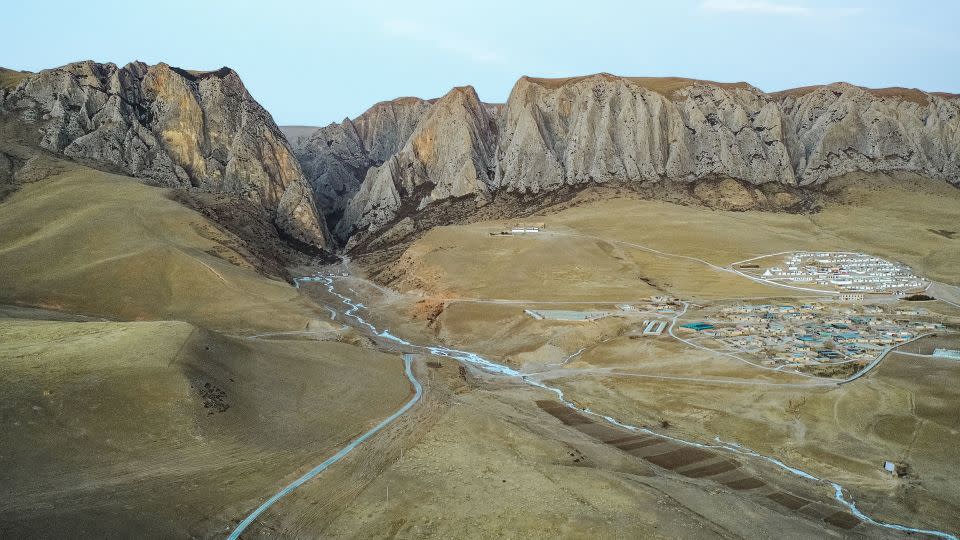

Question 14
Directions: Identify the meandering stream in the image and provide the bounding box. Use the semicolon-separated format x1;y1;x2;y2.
229;275;956;540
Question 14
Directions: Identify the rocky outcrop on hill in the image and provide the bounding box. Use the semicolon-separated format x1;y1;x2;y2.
337;86;497;241
0;61;330;250
321;74;959;241
776;83;960;184
496;75;798;191
295;97;433;227
279;125;320;154
497;75;960;193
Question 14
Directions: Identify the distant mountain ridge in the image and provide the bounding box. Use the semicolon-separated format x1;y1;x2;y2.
0;61;331;250
279;125;321;154
3;63;958;253
292;73;960;245
293;96;437;231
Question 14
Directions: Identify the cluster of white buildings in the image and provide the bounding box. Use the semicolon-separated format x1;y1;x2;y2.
683;303;943;371
760;252;926;293
509;222;545;234
933;349;960;360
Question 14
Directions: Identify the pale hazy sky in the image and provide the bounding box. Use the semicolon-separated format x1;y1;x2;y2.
3;0;958;125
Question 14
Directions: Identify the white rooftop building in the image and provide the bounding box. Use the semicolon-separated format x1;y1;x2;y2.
761;252;926;293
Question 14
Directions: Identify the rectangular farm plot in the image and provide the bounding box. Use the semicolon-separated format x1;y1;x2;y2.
722;476;766;490
535;400;592;425
644;446;717;470
678;459;741;478
823;510;862;530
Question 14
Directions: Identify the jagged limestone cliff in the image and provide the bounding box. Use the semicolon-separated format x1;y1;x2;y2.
296;96;433;228
496;75;797;191
320;74;959;241
0;61;330;250
776;83;960;184
337;86;497;241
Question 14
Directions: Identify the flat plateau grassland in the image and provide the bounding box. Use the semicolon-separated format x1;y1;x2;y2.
380;172;960;301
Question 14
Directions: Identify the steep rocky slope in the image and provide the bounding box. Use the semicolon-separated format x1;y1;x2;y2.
311;74;959;243
338;86;497;241
776;83;960;184
279;125;320;154
296;96;433;228
496;75;797;191
497;75;960;192
0;61;330;250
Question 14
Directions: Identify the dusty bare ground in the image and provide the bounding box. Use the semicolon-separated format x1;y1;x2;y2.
237;324;925;540
331;176;960;536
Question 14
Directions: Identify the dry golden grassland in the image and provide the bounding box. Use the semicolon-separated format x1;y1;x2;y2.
0;67;30;89
0;159;323;331
0;317;411;537
0;156;415;536
382;172;960;302
350;172;960;534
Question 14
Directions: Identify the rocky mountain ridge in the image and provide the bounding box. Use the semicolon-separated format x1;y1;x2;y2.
0;61;331;250
3;63;957;253
336;86;498;240
295;95;435;230
296;73;959;245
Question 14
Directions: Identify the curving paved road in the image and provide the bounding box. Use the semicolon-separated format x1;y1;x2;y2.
837;333;935;385
928;281;960;309
227;354;423;540
237;237;960;540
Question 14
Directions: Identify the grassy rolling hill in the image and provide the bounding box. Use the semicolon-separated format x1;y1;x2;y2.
0;151;318;331
0;150;412;535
